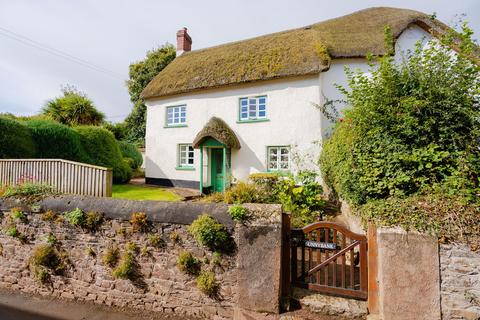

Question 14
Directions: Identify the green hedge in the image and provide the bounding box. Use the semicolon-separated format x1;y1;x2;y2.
0;117;36;158
74;126;132;183
25;120;89;162
118;141;143;169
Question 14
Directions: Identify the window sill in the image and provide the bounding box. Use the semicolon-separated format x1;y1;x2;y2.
176;166;195;171
164;124;188;128
236;119;270;124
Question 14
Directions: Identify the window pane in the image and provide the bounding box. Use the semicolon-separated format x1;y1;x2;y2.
258;97;266;104
259;111;266;117
240;99;248;106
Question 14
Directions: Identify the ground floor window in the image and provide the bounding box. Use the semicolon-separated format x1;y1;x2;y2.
178;144;194;167
267;146;290;171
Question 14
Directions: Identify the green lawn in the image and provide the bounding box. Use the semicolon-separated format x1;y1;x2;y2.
112;184;182;201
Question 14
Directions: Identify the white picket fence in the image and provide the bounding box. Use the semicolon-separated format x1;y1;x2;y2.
0;159;112;197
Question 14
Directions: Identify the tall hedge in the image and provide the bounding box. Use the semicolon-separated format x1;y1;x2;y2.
118;141;143;169
25;119;90;162
0;117;36;158
74;126;132;183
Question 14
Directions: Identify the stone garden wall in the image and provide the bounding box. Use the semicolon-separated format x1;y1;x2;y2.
0;196;284;319
440;243;480;320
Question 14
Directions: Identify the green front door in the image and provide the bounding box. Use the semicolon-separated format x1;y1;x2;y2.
210;148;224;192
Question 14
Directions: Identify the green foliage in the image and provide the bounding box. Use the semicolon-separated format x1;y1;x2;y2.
224;181;258;204
112;243;138;280
188;214;231;252
320;25;480;205
85;246;96;257
42;86;105;126
74;126;132;183
130;212;148;232
29;244;66;274
0;116;36;158
63;208;86;227
118;141;143;169
3;183;53;198
275;171;326;227
228;205;248;221
148;233;165;248
103;122;128;141
6;226;19;238
102;245;119;268
196;270;220;297
41;210;57;221
212;252;222;266
11;207;27;223
63;208;103;231
359;191;480;246
202;192;225;203
124;45;176;145
177;251;201;275
44;233;57;245
24;119;89;162
248;173;279;202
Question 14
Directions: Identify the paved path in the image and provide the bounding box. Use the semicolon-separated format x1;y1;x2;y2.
0;288;191;320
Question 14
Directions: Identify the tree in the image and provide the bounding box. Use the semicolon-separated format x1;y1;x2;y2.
320;24;480;205
42;85;105;126
124;44;176;145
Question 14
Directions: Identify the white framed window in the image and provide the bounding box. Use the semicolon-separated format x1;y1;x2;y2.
267;146;290;171
166;105;186;126
178;144;194;167
239;96;267;121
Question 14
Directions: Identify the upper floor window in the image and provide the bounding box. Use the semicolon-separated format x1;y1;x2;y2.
166;105;186;126
239;96;267;121
267;146;290;171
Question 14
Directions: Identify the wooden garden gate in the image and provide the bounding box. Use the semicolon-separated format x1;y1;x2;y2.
288;221;368;300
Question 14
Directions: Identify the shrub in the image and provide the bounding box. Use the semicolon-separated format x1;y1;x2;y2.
319;26;480;205
112;243;138;279
202;192;224;203
188;214;231;251
224;182;258;204
212;252;222;266
130;212;148;232
177;251;201;275
0;116;36;158
44;233;57;245
248;173;279;202
169;231;180;243
3;183;53;198
148;233;165;248
63;208;103;231
274;171;326;227
11;207;27;223
102;245;119;268
196;270;220;297
6;226;19;238
85;246;96;257
118;141;143;169
84;211;104;231
24;119;89;162
63;208;86;227
228;205;248;221
29;244;65;274
74;126;132;183
42;210;57;221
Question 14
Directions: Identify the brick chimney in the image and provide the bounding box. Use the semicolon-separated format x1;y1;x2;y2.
176;27;192;55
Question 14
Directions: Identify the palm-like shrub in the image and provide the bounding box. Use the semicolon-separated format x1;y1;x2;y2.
42;86;104;126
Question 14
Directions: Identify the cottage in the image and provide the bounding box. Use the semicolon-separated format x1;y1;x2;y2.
142;7;445;193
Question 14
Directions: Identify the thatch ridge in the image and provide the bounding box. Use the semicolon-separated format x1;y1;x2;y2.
142;7;447;99
192;117;241;149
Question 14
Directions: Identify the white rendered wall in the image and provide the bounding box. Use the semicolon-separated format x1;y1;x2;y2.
145;76;322;183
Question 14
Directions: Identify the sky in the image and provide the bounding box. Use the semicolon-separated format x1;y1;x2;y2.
0;0;479;123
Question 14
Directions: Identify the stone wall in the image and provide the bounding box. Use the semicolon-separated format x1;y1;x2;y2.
0;196;284;319
440;243;480;320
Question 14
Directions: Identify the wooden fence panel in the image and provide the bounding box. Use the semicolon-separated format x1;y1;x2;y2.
0;159;112;197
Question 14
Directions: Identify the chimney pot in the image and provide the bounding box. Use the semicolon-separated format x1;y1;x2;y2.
176;27;192;55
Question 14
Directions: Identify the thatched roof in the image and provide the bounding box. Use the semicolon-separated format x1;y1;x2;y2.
142;7;447;99
192;117;241;149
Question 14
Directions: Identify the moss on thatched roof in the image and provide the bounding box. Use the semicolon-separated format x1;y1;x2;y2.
193;117;241;149
142;7;447;99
